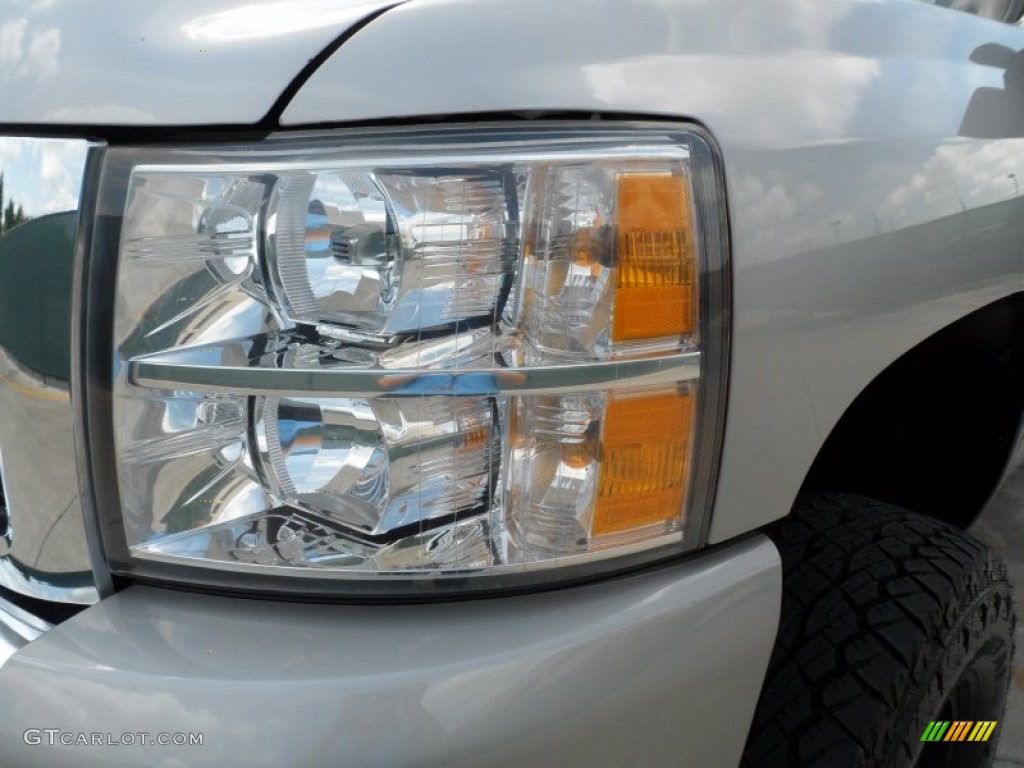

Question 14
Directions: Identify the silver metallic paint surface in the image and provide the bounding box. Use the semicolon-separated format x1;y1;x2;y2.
0;138;96;603
0;0;401;126
0;536;779;768
284;0;1024;542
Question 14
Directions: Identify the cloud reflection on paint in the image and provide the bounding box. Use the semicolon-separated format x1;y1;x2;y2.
0;15;60;79
183;0;394;42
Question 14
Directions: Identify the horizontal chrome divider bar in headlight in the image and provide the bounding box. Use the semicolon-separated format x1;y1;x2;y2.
129;349;701;398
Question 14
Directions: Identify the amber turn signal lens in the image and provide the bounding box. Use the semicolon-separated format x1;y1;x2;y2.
592;389;693;537
613;173;696;341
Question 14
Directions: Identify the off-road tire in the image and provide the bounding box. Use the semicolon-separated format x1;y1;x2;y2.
741;492;1014;768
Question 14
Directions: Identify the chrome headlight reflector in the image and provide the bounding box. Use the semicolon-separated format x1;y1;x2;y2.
93;124;729;595
267;168;515;334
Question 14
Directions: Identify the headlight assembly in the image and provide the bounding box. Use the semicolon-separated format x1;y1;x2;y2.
83;123;730;597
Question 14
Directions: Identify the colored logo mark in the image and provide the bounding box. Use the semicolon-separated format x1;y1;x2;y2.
920;720;998;742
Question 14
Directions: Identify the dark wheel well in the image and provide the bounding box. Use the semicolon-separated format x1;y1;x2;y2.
802;291;1024;527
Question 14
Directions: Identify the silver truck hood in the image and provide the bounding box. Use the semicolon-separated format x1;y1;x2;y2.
0;0;400;126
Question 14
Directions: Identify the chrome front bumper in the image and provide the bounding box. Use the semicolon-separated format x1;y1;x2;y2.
0;136;98;605
0;593;50;668
0;536;780;768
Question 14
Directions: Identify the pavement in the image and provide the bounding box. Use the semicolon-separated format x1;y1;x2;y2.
969;457;1024;767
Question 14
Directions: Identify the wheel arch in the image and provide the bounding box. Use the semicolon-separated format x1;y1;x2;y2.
800;291;1024;527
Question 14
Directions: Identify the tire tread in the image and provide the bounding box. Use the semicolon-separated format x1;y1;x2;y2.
741;492;1013;768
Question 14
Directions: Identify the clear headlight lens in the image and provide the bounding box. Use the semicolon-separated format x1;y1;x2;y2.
267;168;514;334
254;394;498;536
93;124;729;595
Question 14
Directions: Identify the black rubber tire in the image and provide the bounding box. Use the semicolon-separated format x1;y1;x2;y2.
741;492;1015;768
